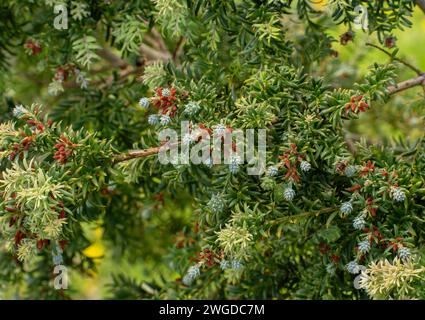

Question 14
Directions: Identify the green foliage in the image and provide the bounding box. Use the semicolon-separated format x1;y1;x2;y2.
112;15;147;55
0;0;424;300
72;35;101;68
0;104;113;264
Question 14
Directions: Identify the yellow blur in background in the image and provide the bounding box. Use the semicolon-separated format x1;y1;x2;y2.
83;227;105;260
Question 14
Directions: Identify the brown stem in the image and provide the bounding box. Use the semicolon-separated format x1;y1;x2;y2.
387;74;425;94
417;0;425;14
140;43;171;61
113;141;180;163
172;37;184;61
143;35;162;51
270;207;337;225
96;48;129;69
366;42;423;75
151;27;169;53
98;66;141;90
113;146;163;163
63;65;142;90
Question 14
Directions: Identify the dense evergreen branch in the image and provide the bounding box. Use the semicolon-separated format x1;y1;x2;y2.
112;73;425;164
113;145;163;163
1;0;424;300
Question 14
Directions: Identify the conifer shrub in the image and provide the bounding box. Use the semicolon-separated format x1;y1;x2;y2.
0;0;424;299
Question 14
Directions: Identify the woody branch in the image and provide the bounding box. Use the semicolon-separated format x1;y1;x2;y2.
113;72;425;163
417;0;425;14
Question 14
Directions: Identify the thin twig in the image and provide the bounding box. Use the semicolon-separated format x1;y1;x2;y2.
96;48;129;69
270;207;337;225
63;65;142;90
172;37;184;61
143;35;162;51
113;141;180;163
140;43;172;61
387;74;425;94
151;27;169;53
366;42;423;75
113;146;163;163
